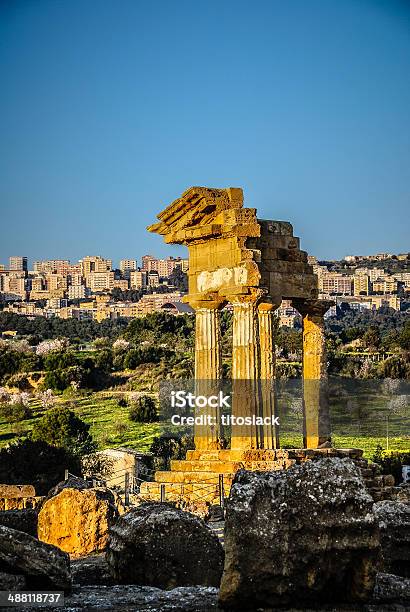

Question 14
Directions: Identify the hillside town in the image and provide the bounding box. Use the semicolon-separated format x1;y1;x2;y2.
0;251;409;326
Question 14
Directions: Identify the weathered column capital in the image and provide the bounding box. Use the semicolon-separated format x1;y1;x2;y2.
291;298;334;318
228;287;269;307
258;298;281;313
184;293;225;311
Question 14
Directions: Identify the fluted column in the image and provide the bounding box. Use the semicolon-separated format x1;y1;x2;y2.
258;302;280;449
293;299;333;448
195;306;222;380
194;302;223;450
231;297;260;450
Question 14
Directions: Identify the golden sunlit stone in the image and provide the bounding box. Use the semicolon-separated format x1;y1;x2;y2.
145;186;335;501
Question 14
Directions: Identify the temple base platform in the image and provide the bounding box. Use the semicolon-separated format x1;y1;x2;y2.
138;447;392;504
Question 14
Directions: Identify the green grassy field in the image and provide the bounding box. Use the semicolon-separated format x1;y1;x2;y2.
0;391;408;460
0;394;161;453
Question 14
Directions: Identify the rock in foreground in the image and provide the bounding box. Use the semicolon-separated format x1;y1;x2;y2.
219;458;381;609
38;487;119;557
62;585;219;610
374;500;410;578
106;502;224;588
71;554;113;586
373;572;410;604
0;509;38;537
0;525;71;592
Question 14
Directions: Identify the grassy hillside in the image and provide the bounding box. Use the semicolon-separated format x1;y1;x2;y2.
1;391;408;460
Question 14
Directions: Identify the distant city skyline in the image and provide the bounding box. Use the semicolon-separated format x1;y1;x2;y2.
1;1;410;263
2;248;408;272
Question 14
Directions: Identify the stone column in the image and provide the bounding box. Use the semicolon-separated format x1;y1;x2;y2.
258;302;280;449
194;305;222;380
293;299;333;448
231;295;260;450
193;301;223;450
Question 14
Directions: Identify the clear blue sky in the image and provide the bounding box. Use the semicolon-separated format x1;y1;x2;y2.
1;0;409;267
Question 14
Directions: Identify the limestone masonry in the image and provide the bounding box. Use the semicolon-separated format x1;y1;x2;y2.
142;186;347;501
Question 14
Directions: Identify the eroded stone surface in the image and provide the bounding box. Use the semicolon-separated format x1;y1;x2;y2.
38;487;119;557
0;509;38;537
71;554;113;586
373;572;410;603
59;585;220;610
106;502;224;588
219;458;381;609
374;500;410;578
0;524;71;591
0;570;26;590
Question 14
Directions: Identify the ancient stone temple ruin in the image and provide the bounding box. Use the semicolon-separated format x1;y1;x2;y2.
140;187;360;501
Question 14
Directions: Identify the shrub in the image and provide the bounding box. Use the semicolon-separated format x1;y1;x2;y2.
43;350;76;371
0;439;80;495
124;347;168;369
150;434;194;470
128;395;157;423
117;397;128;408
0;400;31;424
31;405;96;457
379;355;410;379
82;453;114;480
113;421;128;436
113;353;125;371
42;365;87;392
372;444;410;484
94;349;113;372
0;350;24;382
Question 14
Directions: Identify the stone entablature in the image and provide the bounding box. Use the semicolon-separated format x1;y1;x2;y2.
148;187;318;305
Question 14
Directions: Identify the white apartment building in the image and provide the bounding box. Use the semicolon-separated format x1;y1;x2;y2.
33;260;70;275
80;256;112;276
68;285;89;299
319;273;353;295
130;270;148;289
9;256;27;271
120;259;137;273
86;271;115;291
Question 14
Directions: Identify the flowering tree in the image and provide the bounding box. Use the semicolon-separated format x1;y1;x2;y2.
0;391;32;424
113;338;130;352
36;338;69;356
37;388;55;409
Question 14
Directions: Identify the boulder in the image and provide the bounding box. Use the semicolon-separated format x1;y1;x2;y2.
0;525;70;591
63;585;219;610
71;554;113;586
0;571;26;590
47;477;93;498
374;500;410;577
396;484;410;504
373;572;410;604
219;458;381;610
38;487;119;557
0;509;38;537
106;502;224;588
